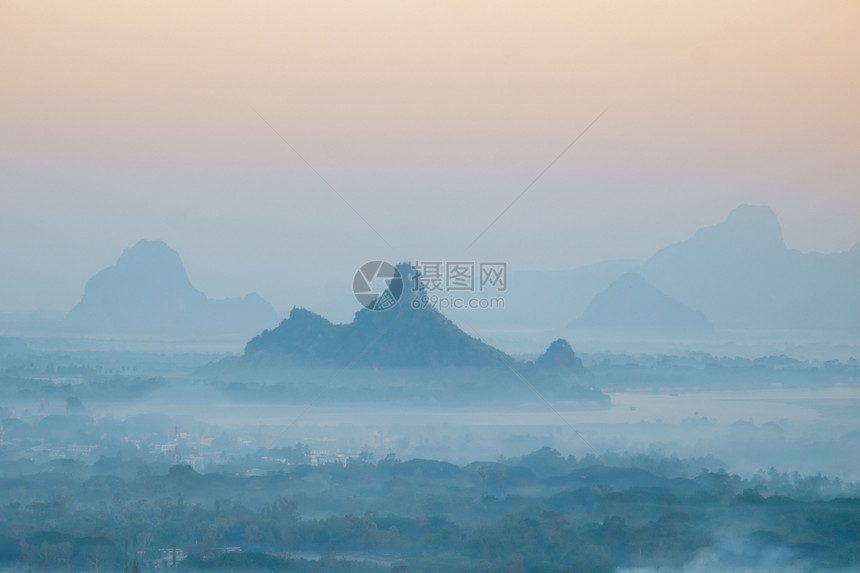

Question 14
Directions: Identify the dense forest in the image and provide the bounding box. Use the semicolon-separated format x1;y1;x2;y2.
0;446;858;572
1;339;858;571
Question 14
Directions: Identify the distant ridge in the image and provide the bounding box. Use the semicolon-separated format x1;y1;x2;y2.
207;264;607;403
457;204;860;337
444;259;641;331
533;338;585;374
571;273;713;332
640;204;860;331
66;240;278;339
242;264;512;368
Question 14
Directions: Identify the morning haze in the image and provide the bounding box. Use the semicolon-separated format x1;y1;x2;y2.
0;2;858;572
1;1;859;317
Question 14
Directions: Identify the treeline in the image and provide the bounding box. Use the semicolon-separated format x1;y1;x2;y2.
0;448;858;571
584;352;860;390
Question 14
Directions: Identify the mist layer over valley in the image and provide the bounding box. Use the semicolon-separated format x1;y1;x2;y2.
2;201;860;571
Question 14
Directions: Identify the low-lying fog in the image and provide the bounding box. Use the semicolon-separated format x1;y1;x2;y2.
3;336;857;483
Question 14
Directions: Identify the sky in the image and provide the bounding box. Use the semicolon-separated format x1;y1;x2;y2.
1;1;858;318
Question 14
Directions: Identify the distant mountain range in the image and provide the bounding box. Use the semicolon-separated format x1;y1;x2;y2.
639;204;860;331
444;259;641;331
239;263;584;372
206;264;603;403
449;204;860;335
66;240;278;339
571;272;713;331
244;302;510;369
61;203;860;350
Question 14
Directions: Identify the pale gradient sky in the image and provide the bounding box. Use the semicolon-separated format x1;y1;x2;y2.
1;1;858;318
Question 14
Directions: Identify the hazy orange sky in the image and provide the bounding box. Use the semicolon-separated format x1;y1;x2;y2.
1;1;858;317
